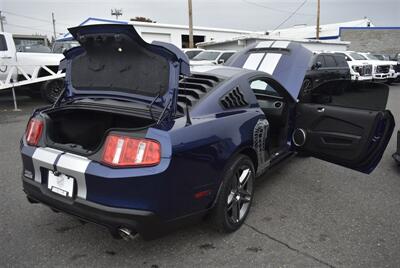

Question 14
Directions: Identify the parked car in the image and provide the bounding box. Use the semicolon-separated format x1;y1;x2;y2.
190;50;236;66
0;32;64;102
299;52;350;101
52;40;80;53
182;48;203;59
21;25;395;240
357;52;394;82
370;53;400;83
333;51;373;82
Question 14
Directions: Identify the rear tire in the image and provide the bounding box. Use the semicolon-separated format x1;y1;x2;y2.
210;155;255;233
40;79;64;103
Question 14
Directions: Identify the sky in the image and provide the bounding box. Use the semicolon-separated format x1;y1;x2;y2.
1;0;399;38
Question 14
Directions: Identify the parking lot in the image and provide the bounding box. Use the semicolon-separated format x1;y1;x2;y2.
1;84;400;268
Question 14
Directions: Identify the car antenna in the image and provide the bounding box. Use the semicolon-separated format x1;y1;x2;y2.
183;76;192;126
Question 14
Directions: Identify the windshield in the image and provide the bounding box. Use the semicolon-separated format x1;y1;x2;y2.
363;54;379;60
52;41;80;53
349;52;367;60
17;45;51;53
192;51;220;61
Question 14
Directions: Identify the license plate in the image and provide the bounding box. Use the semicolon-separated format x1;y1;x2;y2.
48;171;74;198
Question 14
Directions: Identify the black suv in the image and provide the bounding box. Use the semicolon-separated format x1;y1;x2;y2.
300;52;351;102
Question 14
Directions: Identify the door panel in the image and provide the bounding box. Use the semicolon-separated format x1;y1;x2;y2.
294;103;394;173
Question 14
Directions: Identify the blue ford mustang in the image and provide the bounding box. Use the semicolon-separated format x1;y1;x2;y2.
20;24;395;240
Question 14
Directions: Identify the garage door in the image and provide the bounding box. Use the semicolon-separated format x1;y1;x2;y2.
141;32;171;43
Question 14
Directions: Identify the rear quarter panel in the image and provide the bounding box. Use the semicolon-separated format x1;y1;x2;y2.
166;74;265;218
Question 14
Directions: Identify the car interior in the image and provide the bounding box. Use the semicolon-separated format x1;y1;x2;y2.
249;78;292;154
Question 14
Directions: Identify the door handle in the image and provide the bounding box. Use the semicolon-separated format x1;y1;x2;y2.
0;56;12;59
317;107;325;112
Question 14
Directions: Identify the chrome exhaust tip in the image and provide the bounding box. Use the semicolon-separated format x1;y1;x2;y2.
118;227;137;241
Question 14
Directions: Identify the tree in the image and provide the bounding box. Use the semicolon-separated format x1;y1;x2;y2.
130;17;156;23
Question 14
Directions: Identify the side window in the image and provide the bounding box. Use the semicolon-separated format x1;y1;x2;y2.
0;34;7;51
219;52;234;62
250;79;280;97
315;55;326;67
334;55;348;67
324;55;337;67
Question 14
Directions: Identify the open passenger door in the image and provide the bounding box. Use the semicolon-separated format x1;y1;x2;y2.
292;82;395;174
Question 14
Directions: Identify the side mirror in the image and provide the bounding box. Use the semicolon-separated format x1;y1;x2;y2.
313;61;322;69
218;59;225;64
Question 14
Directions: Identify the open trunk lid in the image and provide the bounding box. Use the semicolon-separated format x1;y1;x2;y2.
64;24;190;114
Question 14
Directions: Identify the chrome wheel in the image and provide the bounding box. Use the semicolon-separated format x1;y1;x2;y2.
226;166;253;223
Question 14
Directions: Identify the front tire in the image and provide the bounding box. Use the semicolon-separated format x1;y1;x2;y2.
210;155;255;233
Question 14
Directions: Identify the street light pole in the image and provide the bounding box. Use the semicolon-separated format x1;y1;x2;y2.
316;0;320;40
188;0;194;48
0;11;5;32
52;12;56;40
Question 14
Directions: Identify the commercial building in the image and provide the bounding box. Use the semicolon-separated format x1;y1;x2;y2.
57;17;256;48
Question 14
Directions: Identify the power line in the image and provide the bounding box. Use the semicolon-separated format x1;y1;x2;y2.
2;10;70;26
241;0;315;17
272;0;308;31
7;23;63;35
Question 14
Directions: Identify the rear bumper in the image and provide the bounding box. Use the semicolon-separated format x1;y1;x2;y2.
23;178;162;239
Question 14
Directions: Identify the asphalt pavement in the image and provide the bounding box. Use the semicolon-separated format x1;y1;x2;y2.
1;85;400;268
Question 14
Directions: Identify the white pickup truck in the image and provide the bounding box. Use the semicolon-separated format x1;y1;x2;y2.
359;52;399;83
0;32;64;102
333;51;373;82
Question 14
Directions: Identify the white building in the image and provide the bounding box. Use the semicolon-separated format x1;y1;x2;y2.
196;34;350;52
267;18;373;40
58;17;256;48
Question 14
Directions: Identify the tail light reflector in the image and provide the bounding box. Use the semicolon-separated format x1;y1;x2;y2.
26;118;44;146
102;135;161;167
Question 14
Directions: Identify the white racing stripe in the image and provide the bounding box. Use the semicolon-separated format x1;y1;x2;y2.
32;147;63;183
271;41;290;48
258;53;282;75
56;153;91;199
256;41;273;48
243;53;265;70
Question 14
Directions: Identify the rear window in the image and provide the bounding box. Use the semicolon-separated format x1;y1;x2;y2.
0;34;7;51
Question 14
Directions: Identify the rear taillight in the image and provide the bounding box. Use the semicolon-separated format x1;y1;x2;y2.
102;135;161;167
25;118;44;146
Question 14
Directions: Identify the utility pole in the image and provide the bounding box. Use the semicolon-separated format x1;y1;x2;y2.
111;9;123;20
188;0;194;48
0;11;5;32
316;0;320;40
52;12;56;40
